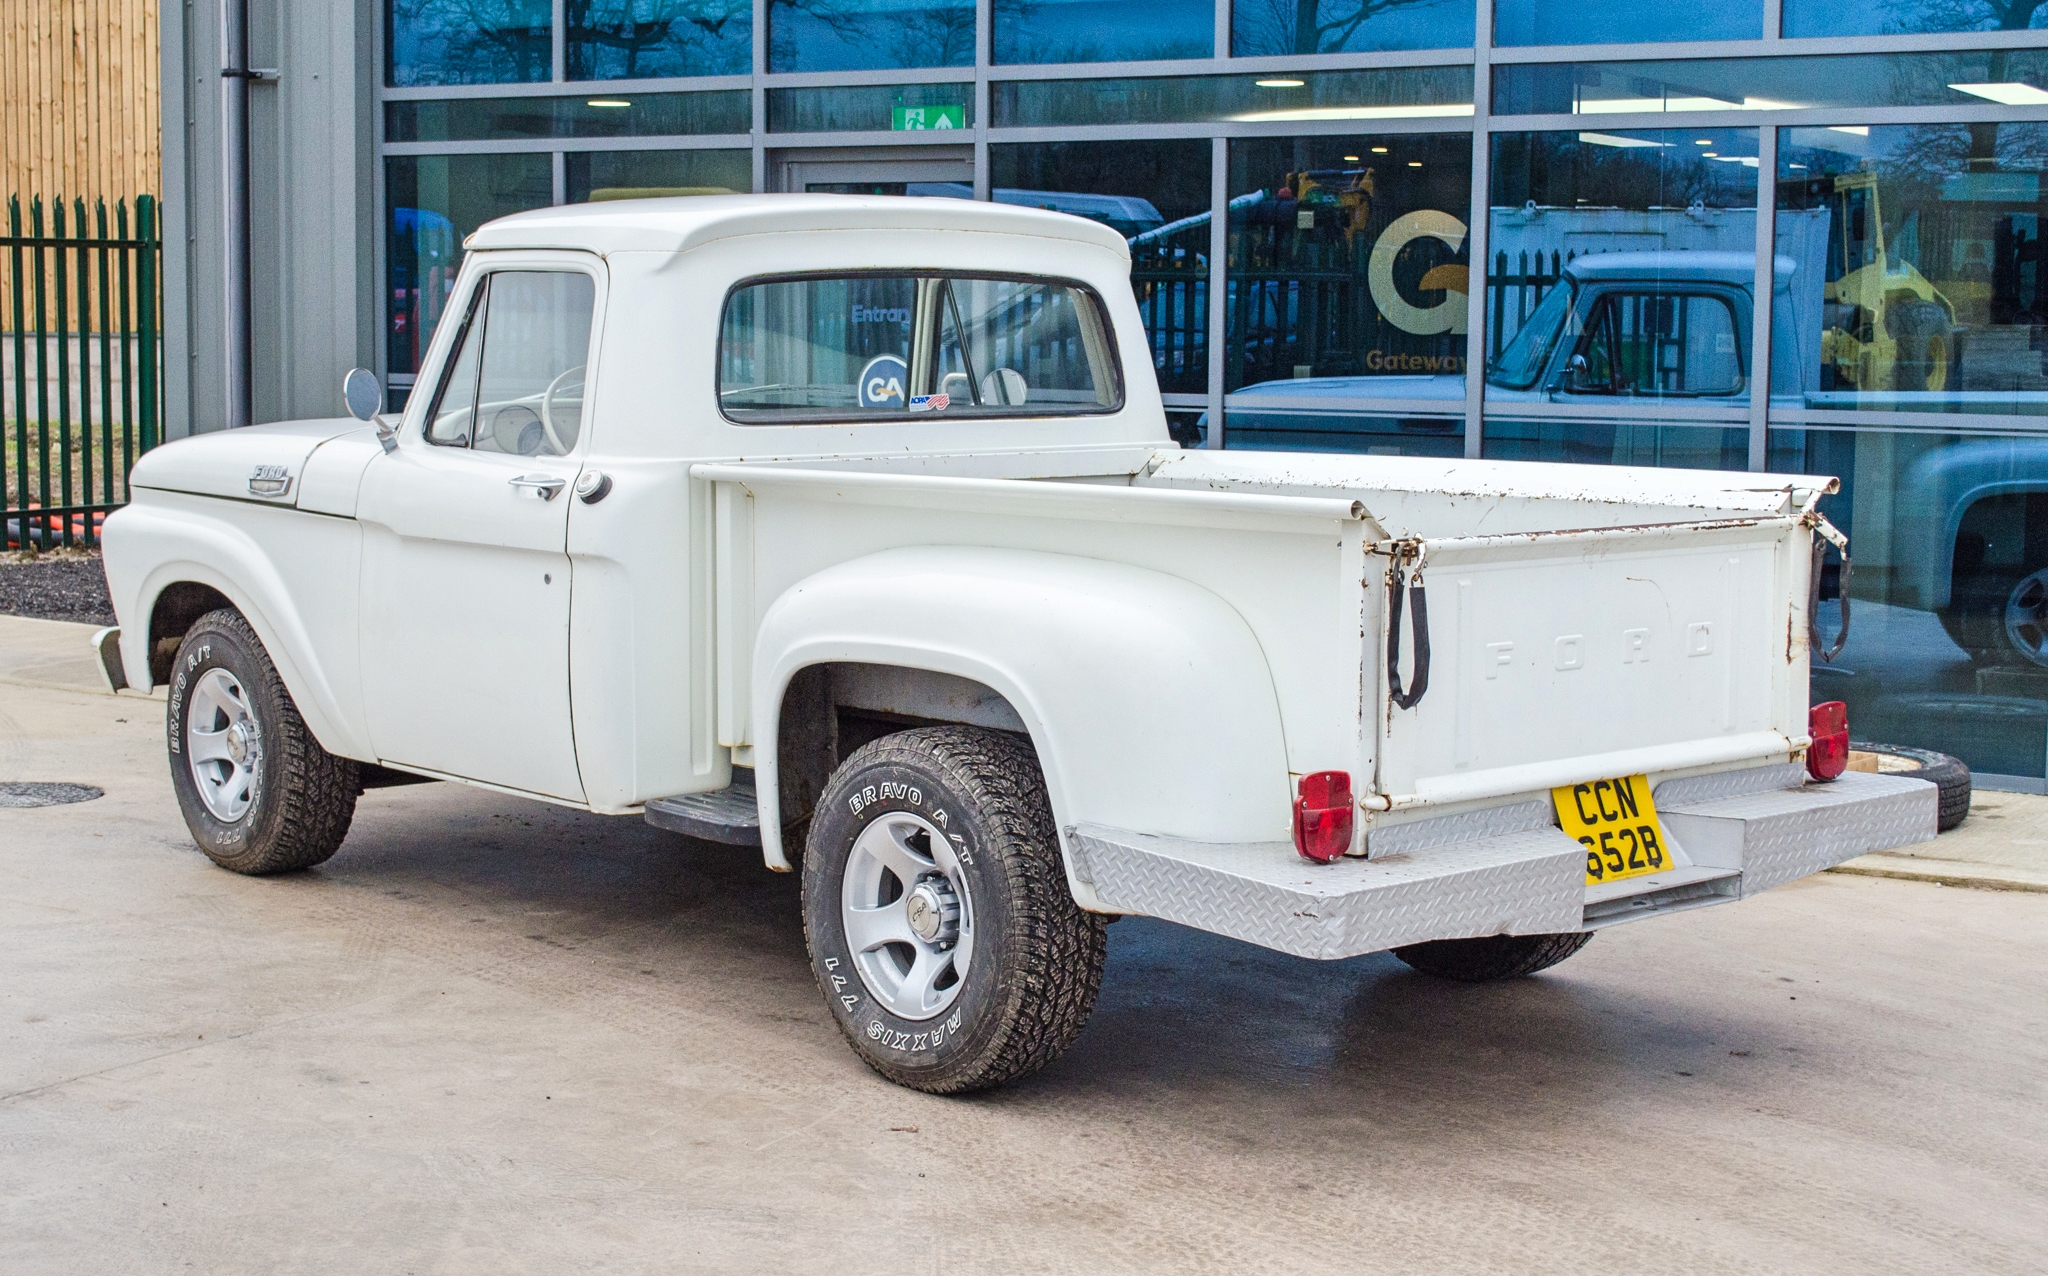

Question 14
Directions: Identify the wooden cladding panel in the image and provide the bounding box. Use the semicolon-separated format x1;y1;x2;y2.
0;0;160;207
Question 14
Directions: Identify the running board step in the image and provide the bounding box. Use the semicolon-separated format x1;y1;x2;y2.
644;771;760;846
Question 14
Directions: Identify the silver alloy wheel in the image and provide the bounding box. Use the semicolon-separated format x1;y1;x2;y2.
2005;568;2048;668
186;667;262;822
841;811;974;1021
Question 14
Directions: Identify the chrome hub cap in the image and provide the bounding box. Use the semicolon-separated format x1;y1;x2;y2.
2005;568;2048;668
187;668;262;822
904;876;961;947
841;811;974;1021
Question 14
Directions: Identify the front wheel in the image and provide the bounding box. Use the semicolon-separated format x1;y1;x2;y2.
801;726;1107;1093
167;608;360;874
1392;932;1592;982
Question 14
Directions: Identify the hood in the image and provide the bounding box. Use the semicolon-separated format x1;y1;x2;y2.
130;418;367;506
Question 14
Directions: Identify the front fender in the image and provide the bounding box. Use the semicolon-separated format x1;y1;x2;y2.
750;547;1294;901
100;497;370;761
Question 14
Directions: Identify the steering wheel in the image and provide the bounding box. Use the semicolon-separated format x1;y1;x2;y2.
540;364;586;456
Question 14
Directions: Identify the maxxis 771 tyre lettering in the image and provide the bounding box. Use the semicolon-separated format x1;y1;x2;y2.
167;608;360;875
802;726;1107;1094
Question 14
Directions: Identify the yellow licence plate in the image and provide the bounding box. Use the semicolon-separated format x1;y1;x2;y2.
1552;775;1672;886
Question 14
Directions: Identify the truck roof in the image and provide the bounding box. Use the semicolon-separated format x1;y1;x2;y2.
465;193;1134;259
1565;250;1797;289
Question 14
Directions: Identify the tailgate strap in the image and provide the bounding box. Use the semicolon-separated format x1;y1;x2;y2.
1386;541;1431;710
1806;513;1852;664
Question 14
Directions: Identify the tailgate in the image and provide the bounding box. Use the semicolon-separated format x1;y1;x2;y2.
1374;516;1810;809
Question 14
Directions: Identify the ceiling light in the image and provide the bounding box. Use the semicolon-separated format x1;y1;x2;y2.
1343;155;1360;161
1408;161;1422;167
1828;125;1870;136
1702;152;1718;157
1231;104;1473;122
587;99;632;108
1577;132;1669;148
1789;163;1808;169
1255;78;1305;88
1370;146;1388;153
1695;138;1712;145
1950;81;2048;104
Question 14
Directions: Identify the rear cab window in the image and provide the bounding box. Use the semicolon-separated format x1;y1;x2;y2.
717;273;1124;424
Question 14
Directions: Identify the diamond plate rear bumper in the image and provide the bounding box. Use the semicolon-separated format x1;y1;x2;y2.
1066;770;1939;960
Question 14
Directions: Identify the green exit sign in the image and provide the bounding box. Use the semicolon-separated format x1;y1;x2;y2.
892;104;965;131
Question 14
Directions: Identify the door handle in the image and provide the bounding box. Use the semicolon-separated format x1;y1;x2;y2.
509;475;567;501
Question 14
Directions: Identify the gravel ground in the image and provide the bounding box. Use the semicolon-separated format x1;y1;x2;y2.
0;553;115;625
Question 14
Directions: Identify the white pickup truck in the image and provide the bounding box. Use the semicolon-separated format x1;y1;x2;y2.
100;196;1936;1093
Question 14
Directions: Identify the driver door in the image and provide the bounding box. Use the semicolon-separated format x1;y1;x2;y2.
355;257;599;800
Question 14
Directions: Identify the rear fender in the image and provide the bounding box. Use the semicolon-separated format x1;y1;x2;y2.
750;547;1293;906
100;500;369;760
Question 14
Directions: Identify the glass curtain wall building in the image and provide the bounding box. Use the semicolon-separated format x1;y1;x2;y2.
380;0;2048;788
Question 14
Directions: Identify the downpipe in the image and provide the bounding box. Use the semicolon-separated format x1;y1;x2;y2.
219;0;253;430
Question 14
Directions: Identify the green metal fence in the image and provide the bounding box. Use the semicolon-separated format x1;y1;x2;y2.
4;194;160;550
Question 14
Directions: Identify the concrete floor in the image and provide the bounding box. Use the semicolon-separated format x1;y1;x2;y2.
3;623;2046;1273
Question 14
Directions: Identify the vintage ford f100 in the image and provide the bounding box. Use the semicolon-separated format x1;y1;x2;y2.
98;196;1934;1091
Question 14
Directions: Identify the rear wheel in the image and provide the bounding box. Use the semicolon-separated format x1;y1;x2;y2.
1941;549;2048;668
1890;301;1953;392
167;609;359;874
1392;932;1592;982
801;726;1107;1093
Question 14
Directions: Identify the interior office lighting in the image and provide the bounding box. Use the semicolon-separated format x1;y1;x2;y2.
1577;132;1669;148
1580;95;1798;113
1829;125;1870;136
1254;78;1305;87
1343;155;1360;161
1950;82;2048;104
1370;146;1388;152
1695;138;1713;145
587;99;633;108
1232;103;1473;122
1408;160;1422;166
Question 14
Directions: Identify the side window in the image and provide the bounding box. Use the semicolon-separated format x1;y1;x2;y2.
1568;292;1743;396
422;270;596;455
718;273;1122;423
425;282;486;446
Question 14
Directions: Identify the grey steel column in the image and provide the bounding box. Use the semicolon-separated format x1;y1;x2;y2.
1461;5;1492;459
1207;136;1227;449
1749;126;1778;472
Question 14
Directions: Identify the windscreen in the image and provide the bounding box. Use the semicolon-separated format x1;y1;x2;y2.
718;273;1123;423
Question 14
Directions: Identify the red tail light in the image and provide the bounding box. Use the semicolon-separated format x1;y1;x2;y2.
1808;701;1849;781
1293;771;1354;863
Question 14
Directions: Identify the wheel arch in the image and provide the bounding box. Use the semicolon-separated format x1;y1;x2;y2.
1891;437;2048;611
101;501;371;760
749;547;1295;906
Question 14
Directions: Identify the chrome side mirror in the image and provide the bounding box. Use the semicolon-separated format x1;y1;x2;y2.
342;366;381;421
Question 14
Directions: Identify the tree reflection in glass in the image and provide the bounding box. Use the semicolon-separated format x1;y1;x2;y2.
1231;0;1473;56
769;0;976;72
569;0;753;79
389;0;553;86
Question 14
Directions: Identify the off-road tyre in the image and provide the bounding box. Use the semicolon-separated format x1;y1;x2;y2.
1392;931;1593;982
1889;301;1953;393
1849;741;1971;832
167;608;359;874
802;726;1108;1094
